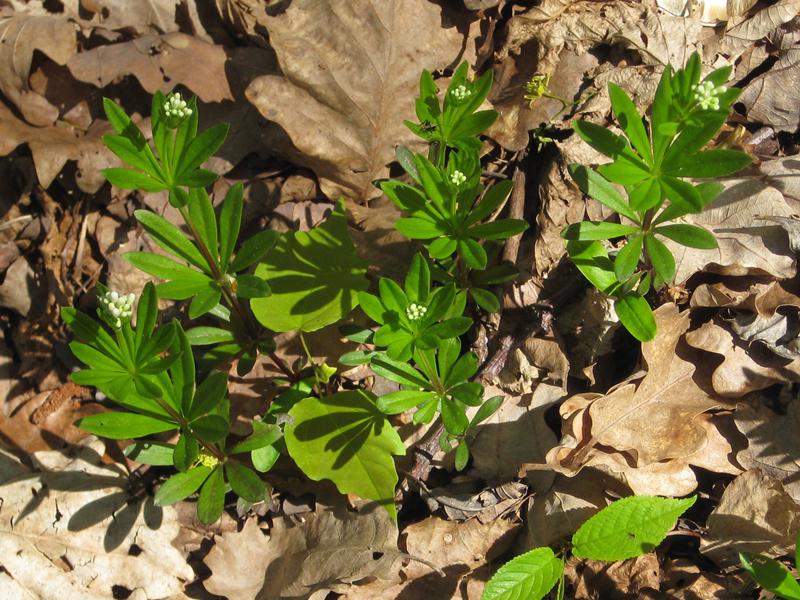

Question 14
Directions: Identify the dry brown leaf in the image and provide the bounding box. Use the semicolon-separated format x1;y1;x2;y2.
740;47;800;131
82;0;182;35
67;33;232;103
0;439;194;599
660;557;751;599
720;0;800;57
0;256;39;316
546;305;742;496
563;553;660;600
703;469;800;565
691;280;800;316
685;319;800;396
734;398;800;502
339;516;517;600
658;0;758;25
663;177;796;283
0;100;113;192
731;310;800;359
0;10;76;126
204;506;400;600
245;0;464;201
470;383;561;492
762;153;800;201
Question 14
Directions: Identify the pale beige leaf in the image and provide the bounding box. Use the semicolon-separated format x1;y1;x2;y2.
67;33;232;103
470;383;561;491
721;0;800;56
85;0;182;35
0;439;193;599
704;469;800;565
734;399;800;502
663;177;796;283
245;0;464;201
739;47;800;131
685;319;800;396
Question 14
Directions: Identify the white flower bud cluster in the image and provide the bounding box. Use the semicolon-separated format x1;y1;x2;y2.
163;92;193;121
406;302;427;321
692;81;725;111
450;170;466;186
450;84;471;102
99;290;135;329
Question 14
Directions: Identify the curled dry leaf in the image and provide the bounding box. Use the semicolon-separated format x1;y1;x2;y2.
546;304;738;496
685;319;800;397
691;280;800;315
703;468;800;565
67;33;233;103
0;439;194;599
204;506;400;600
563;553;660;600
663;177;796;284
734;398;800;503
245;0;464;201
0;10;76;127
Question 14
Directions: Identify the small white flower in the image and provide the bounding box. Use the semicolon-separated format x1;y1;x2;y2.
163;92;193;124
450;170;466;186
692;80;725;111
99;288;136;329
406;302;427;321
450;84;471;102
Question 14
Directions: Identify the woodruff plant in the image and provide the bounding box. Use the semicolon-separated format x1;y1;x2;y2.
562;52;751;341
63;64;524;524
740;531;800;600
481;495;696;600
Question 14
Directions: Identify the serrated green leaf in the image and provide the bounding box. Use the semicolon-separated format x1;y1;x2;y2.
252;200;369;332
572;495;696;561
284;390;405;521
481;547;563;600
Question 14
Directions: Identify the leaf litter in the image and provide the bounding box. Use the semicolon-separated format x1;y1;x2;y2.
0;0;800;598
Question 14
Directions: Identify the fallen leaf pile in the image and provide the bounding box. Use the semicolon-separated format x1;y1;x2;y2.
1;0;800;598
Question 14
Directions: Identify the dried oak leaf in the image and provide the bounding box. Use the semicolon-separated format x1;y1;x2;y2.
81;0;182;35
663;176;796;283
685;319;800;397
546;304;735;496
703;468;800;565
204;506;400;600
691;280;800;315
67;33;232;103
245;0;464;201
0;439;193;599
0;10;76;127
720;0;800;57
734;398;800;503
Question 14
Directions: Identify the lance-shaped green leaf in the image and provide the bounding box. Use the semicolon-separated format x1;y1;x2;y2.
561;221;639;241
481;547;563;600
77;412;177;439
284;390;405;521
614;292;656;342
572;495;696;561
740;553;800;599
252;200;369;332
568;164;638;222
